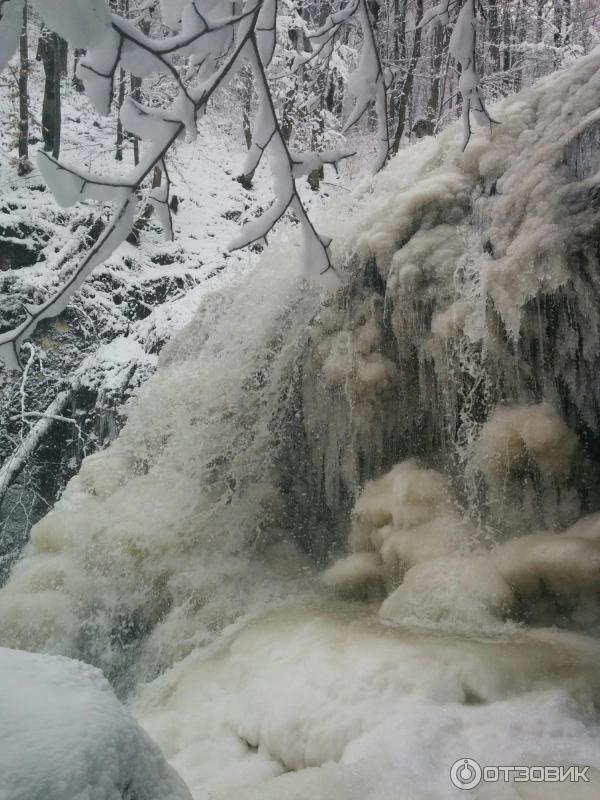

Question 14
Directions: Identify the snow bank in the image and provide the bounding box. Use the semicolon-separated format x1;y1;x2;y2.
0;646;192;800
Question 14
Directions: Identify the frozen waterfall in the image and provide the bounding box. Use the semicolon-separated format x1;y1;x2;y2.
3;47;600;800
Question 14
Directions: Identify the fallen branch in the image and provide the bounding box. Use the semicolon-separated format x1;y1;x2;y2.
0;387;73;504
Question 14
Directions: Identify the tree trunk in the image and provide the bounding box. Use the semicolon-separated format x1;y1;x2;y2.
514;0;526;91
391;0;423;154
17;1;30;175
537;0;545;43
241;64;253;150
116;68;125;161
427;23;445;127
488;0;501;73
0;389;74;506
73;48;85;92
38;28;64;158
131;74;141;166
388;0;404;123
502;4;512;81
553;0;564;66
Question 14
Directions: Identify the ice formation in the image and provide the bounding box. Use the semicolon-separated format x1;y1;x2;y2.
0;249;321;682
3;42;600;800
323;459;472;600
472;403;579;480
132;607;600;799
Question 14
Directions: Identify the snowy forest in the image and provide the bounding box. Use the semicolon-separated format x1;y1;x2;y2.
2;0;600;798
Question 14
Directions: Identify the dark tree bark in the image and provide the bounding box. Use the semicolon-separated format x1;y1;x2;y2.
130;74;142;166
17;1;31;175
502;4;512;78
391;0;423;154
241;64;253;150
553;0;568;66
114;0;130;160
514;0;527;91
427;22;446;127
537;0;546;43
37;28;65;158
488;0;501;73
116;68;126;161
281;26;302;144
72;48;85;92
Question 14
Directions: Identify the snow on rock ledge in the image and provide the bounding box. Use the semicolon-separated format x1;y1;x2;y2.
0;647;192;800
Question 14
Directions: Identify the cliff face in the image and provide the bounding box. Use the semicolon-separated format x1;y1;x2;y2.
297;49;600;543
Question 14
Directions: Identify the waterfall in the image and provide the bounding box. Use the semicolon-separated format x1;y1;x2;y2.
3;48;600;800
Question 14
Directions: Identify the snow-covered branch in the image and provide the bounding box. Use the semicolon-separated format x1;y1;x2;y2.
421;0;497;149
0;0;389;370
0;388;74;503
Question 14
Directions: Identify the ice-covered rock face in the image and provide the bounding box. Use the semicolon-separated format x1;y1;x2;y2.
5;41;600;678
323;442;600;632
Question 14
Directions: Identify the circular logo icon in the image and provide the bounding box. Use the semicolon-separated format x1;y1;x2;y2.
450;758;483;790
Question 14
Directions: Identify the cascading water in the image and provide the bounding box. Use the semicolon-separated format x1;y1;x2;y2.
3;50;600;799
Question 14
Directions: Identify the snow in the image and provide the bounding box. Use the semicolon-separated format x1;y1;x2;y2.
330;48;600;341
120;98;182;144
0;646;192;800
0;0;24;72
30;0;112;50
159;0;187;31
341;0;388;171
132;607;600;799
6;0;378;336
37;151;132;208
